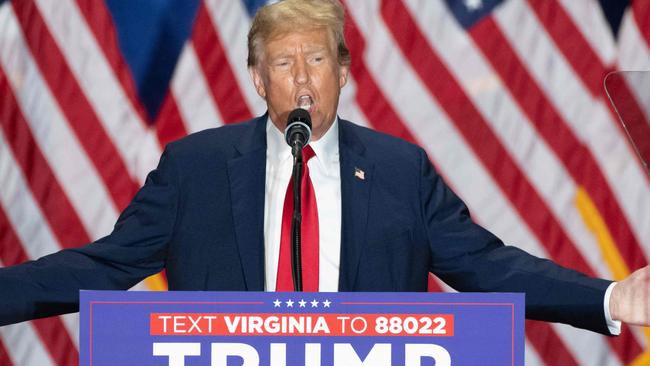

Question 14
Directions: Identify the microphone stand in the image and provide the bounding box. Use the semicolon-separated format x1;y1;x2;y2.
290;143;304;291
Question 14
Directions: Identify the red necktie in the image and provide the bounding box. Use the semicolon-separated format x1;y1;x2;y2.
276;145;319;291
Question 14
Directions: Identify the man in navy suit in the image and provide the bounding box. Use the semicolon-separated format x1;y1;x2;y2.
1;0;649;334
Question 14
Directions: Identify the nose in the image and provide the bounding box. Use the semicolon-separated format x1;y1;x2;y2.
293;58;309;85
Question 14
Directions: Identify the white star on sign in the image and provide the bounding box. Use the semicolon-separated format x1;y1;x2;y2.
298;299;307;308
273;299;282;308
285;299;294;307
311;299;319;308
322;299;331;308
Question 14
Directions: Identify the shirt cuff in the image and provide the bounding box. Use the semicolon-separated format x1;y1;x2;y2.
604;282;622;335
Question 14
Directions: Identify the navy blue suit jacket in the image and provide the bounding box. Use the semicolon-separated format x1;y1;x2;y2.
0;115;612;334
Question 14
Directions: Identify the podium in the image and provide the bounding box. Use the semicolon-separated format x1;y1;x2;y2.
79;291;524;365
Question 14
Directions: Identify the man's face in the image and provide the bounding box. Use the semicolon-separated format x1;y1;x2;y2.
250;29;349;141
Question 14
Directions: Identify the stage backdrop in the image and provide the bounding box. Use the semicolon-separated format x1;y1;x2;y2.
0;0;649;365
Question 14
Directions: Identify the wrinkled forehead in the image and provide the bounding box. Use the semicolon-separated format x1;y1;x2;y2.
261;26;337;56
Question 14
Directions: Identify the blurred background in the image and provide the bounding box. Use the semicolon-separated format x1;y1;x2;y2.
0;0;648;365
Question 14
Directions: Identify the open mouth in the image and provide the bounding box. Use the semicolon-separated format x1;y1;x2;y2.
297;95;314;112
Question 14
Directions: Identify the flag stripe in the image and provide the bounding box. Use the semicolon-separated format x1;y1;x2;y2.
0;172;77;366
11;0;137;212
618;8;650;71
400;0;614;278
632;0;650;50
341;4;417;143
557;0;616;66
0;322;54;366
193;2;253;124
169;44;224;133
529;0;650;186
472;13;644;363
380;2;591;363
526;320;580;366
205;0;267;115
494;0;650;267
155;93;190;147
0;4;120;241
73;0;151;127
0;338;13;366
476;12;647;273
498;1;650;265
0;67;90;249
33;0;161;185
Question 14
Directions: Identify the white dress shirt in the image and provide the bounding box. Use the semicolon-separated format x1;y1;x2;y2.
263;117;341;292
261;116;621;334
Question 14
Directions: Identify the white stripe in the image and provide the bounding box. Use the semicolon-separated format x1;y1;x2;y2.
403;0;614;281
619;71;650;125
551;322;622;366
616;9;650;128
0;136;64;366
338;75;370;129
617;9;650;71
494;0;650;257
60;313;79;349
33;0;162;184
171;43;224;133
558;0;617;66
0;6;118;240
524;340;543;366
205;0;267;116
0;131;65;269
344;1;546;262
0;321;55;366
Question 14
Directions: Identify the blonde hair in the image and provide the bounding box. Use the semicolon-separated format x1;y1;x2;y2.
247;0;351;67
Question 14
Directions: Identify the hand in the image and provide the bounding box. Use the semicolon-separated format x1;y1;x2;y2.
610;265;650;326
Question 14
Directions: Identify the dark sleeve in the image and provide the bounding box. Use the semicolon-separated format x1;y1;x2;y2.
417;147;613;335
0;147;179;326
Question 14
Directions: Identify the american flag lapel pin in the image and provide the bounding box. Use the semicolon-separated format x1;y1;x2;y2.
354;167;365;180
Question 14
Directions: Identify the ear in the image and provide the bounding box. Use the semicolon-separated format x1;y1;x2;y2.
338;64;350;89
249;66;267;99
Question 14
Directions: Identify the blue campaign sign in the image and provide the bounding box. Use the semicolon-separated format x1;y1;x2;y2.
79;291;524;365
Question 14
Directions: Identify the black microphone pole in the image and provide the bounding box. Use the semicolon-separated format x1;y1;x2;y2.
290;147;303;291
284;108;312;292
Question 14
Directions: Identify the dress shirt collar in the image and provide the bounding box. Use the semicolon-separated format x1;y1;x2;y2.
266;116;340;175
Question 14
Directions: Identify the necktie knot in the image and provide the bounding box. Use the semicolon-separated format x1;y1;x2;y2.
303;145;316;163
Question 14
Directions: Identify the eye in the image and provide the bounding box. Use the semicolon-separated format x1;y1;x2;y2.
309;55;324;64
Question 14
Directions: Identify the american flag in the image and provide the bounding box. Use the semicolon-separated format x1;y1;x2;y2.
0;0;649;365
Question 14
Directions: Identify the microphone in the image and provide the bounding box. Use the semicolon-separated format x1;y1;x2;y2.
284;108;312;156
283;108;312;291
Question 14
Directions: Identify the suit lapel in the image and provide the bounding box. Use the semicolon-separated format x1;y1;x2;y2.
227;116;267;291
338;120;374;291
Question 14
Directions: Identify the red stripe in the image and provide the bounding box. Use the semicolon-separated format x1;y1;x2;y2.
0;338;14;366
0;208;78;366
470;16;644;362
74;0;152;128
155;92;189;146
341;7;417;143
380;2;590;363
528;0;650;185
525;320;579;366
11;1;138;212
193;3;253;123
605;75;650;173
427;273;443;292
632;0;650;51
471;16;647;271
0;68;91;249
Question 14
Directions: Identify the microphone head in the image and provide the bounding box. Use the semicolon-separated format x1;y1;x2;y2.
284;108;312;147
